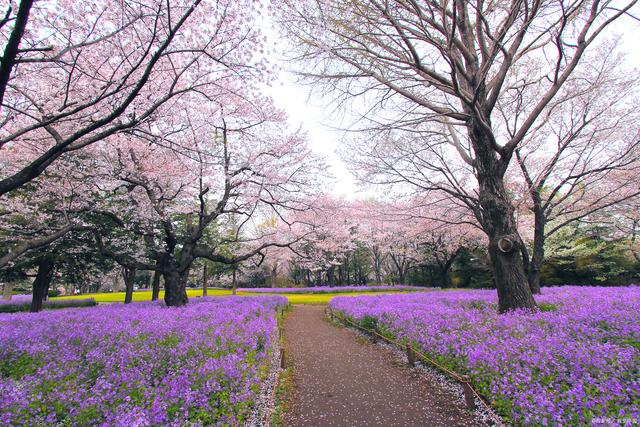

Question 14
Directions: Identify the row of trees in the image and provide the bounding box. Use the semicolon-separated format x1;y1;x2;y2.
274;0;640;311
246;198;639;289
0;0;325;310
2;0;640;313
270;198;485;287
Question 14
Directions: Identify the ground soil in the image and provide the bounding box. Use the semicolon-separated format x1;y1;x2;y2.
282;305;486;427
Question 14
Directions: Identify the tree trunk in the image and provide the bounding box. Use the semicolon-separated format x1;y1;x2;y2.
345;254;351;285
475;141;537;312
373;248;382;284
163;268;189;307
270;264;277;288
122;267;136;304
30;258;54;313
441;248;461;289
440;269;452;288
527;209;546;295
0;0;34;107
202;263;208;297
391;254;405;285
2;282;13;301
151;270;161;301
231;269;237;295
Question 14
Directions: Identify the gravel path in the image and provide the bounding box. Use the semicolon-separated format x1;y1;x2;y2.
282;305;486;427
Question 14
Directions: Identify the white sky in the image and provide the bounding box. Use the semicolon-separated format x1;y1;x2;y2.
265;75;361;198
265;13;640;201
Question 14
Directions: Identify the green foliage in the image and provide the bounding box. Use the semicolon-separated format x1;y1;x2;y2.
542;226;640;286
538;303;558;312
359;315;378;331
48;289;61;298
450;247;495;289
0;353;42;380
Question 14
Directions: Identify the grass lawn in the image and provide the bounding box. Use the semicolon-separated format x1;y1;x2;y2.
52;288;432;304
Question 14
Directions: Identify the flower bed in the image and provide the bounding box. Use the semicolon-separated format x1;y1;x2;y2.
0;294;32;304
0;296;97;313
329;286;640;426
239;285;430;294
0;296;287;426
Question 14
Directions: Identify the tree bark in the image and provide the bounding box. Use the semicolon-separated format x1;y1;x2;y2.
527;213;545;295
270;264;277;288
30;258;54;313
202;263;208;297
0;0;34;106
440;268;452;288
122;267;136;304
373;247;383;284
527;231;544;295
163;267;189;307
151;270;161;301
231;268;237;295
440;248;461;288
475;147;536;311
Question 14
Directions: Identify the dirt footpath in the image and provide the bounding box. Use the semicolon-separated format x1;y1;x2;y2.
282;305;485;427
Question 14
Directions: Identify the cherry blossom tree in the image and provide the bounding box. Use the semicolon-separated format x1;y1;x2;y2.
0;0;281;270
514;49;640;293
0;0;271;196
276;0;639;311
84;93;322;306
271;196;485;286
0;149;98;270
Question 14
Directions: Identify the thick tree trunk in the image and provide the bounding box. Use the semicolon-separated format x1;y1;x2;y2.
397;269;405;285
151;270;161;301
30;258;54;313
440;269;452;288
163;268;189;307
477;169;536;312
202;263;208;297
467;118;537;312
3;282;13;300
122;267;136;304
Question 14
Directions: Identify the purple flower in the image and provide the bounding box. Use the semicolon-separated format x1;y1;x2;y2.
0;295;286;426
329;286;640;426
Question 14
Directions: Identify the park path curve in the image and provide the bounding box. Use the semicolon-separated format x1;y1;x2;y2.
282;305;485;427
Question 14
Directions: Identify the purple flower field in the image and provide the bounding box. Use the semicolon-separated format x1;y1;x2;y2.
0;296;287;426
0;295;96;312
239;285;429;294
329;286;640;426
0;295;32;305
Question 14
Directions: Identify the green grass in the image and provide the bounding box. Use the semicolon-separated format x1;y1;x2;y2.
52;288;433;304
